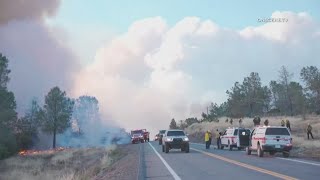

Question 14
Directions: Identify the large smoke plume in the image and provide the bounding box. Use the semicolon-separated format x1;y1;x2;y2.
0;0;61;24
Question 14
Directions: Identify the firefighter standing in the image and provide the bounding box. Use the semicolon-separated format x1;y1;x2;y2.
307;123;314;140
205;131;210;149
208;131;212;148
286;119;291;131
215;129;221;149
281;119;285;127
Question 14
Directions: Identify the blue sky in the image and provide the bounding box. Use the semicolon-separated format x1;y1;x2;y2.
52;0;320;32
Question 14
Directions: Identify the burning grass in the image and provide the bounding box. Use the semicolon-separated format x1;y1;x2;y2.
185;115;320;160
0;145;126;180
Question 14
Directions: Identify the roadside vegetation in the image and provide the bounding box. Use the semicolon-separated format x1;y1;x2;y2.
168;65;320;160
0;145;126;180
1;53;128;160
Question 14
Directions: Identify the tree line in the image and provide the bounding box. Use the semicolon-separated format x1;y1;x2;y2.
169;65;320;129
0;53;97;159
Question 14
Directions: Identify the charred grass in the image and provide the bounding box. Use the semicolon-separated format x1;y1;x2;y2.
0;145;127;180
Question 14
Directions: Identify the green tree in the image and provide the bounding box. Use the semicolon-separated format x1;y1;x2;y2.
226;82;246;118
0;53;10;88
278;66;294;116
301;66;320;114
0;53;18;158
185;117;199;126
40;87;74;148
15;99;41;149
169;118;178;129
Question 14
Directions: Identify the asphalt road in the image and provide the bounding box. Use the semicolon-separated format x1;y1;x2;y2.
137;141;320;180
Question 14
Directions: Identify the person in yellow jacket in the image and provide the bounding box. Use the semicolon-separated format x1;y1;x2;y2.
215;129;221;149
205;131;210;149
281;119;285;127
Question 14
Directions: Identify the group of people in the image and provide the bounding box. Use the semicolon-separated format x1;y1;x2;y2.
205;129;222;149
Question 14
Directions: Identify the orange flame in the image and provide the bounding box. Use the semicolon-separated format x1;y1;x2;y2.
19;147;67;156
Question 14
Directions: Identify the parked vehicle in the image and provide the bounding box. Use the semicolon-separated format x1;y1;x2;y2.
131;129;145;144
220;127;251;150
162;129;190;153
141;129;150;142
246;126;292;157
154;134;160;141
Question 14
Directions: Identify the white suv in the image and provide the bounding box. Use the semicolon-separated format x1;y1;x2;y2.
162;130;190;153
220;127;251;150
246;126;292;158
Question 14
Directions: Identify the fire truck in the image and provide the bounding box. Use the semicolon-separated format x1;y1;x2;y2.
131;129;149;144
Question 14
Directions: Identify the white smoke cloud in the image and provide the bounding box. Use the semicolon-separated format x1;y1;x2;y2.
0;21;80;113
72;12;320;136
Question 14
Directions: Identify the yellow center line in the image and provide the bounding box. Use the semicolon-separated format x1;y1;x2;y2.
191;148;298;180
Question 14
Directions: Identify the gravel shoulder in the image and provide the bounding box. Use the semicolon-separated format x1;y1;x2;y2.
94;143;141;180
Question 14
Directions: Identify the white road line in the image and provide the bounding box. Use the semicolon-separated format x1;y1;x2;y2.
276;157;320;166
148;142;181;180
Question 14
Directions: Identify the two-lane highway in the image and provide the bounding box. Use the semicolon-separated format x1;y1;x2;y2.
138;141;320;180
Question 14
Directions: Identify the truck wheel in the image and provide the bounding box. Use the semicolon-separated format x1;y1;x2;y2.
269;151;276;156
141;140;144;143
257;144;264;157
165;144;169;153
282;151;290;158
185;144;190;153
246;147;251;155
238;147;242;151
162;145;165;152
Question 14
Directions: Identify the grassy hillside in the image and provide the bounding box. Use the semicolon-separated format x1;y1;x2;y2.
185;115;320;160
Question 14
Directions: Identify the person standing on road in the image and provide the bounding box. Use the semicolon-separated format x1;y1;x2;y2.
205;131;210;149
215;129;221;149
208;131;212;149
286;119;291;131
239;119;243;127
307;123;314;140
281;119;285;127
264;119;269;126
230;119;233;125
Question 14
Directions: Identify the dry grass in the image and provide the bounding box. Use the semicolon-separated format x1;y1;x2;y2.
185;115;320;160
0;145;125;180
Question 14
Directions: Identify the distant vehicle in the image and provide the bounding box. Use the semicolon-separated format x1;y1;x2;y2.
220;127;251;150
131;129;145;144
154;134;160;141
141;129;150;142
246;126;292;158
162;129;189;153
158;130;166;145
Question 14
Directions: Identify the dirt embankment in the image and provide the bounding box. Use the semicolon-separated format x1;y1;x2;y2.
0;144;140;180
186;115;320;161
